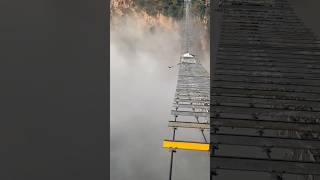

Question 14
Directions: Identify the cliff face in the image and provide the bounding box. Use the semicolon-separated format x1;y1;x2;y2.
111;0;209;26
111;0;209;56
111;0;180;32
111;0;135;16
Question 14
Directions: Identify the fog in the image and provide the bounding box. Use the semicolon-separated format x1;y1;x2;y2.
110;14;209;180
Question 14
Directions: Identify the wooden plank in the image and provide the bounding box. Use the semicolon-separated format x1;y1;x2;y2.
215;70;320;80
172;104;209;109
211;156;320;175
211;133;320;150
211;118;320;133
171;110;209;117
212;80;320;94
214;74;320;87
211;87;320;101
168;121;209;129
212;104;320;114
217;53;320;62
212;105;320;122
212;95;320;111
215;64;320;75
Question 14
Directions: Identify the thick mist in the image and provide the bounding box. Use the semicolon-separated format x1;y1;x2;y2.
110;14;209;180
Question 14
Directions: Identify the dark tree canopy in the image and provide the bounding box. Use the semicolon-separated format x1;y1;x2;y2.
134;0;208;20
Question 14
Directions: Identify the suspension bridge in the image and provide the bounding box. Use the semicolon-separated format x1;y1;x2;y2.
162;0;210;179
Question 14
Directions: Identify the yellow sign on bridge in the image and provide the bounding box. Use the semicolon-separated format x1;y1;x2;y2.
162;140;210;151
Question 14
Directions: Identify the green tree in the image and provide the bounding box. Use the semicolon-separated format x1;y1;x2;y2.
134;0;208;20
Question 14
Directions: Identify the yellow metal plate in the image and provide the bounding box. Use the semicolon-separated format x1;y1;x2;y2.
162;140;210;151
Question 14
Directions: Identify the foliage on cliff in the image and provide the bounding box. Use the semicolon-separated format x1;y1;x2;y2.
134;0;209;20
